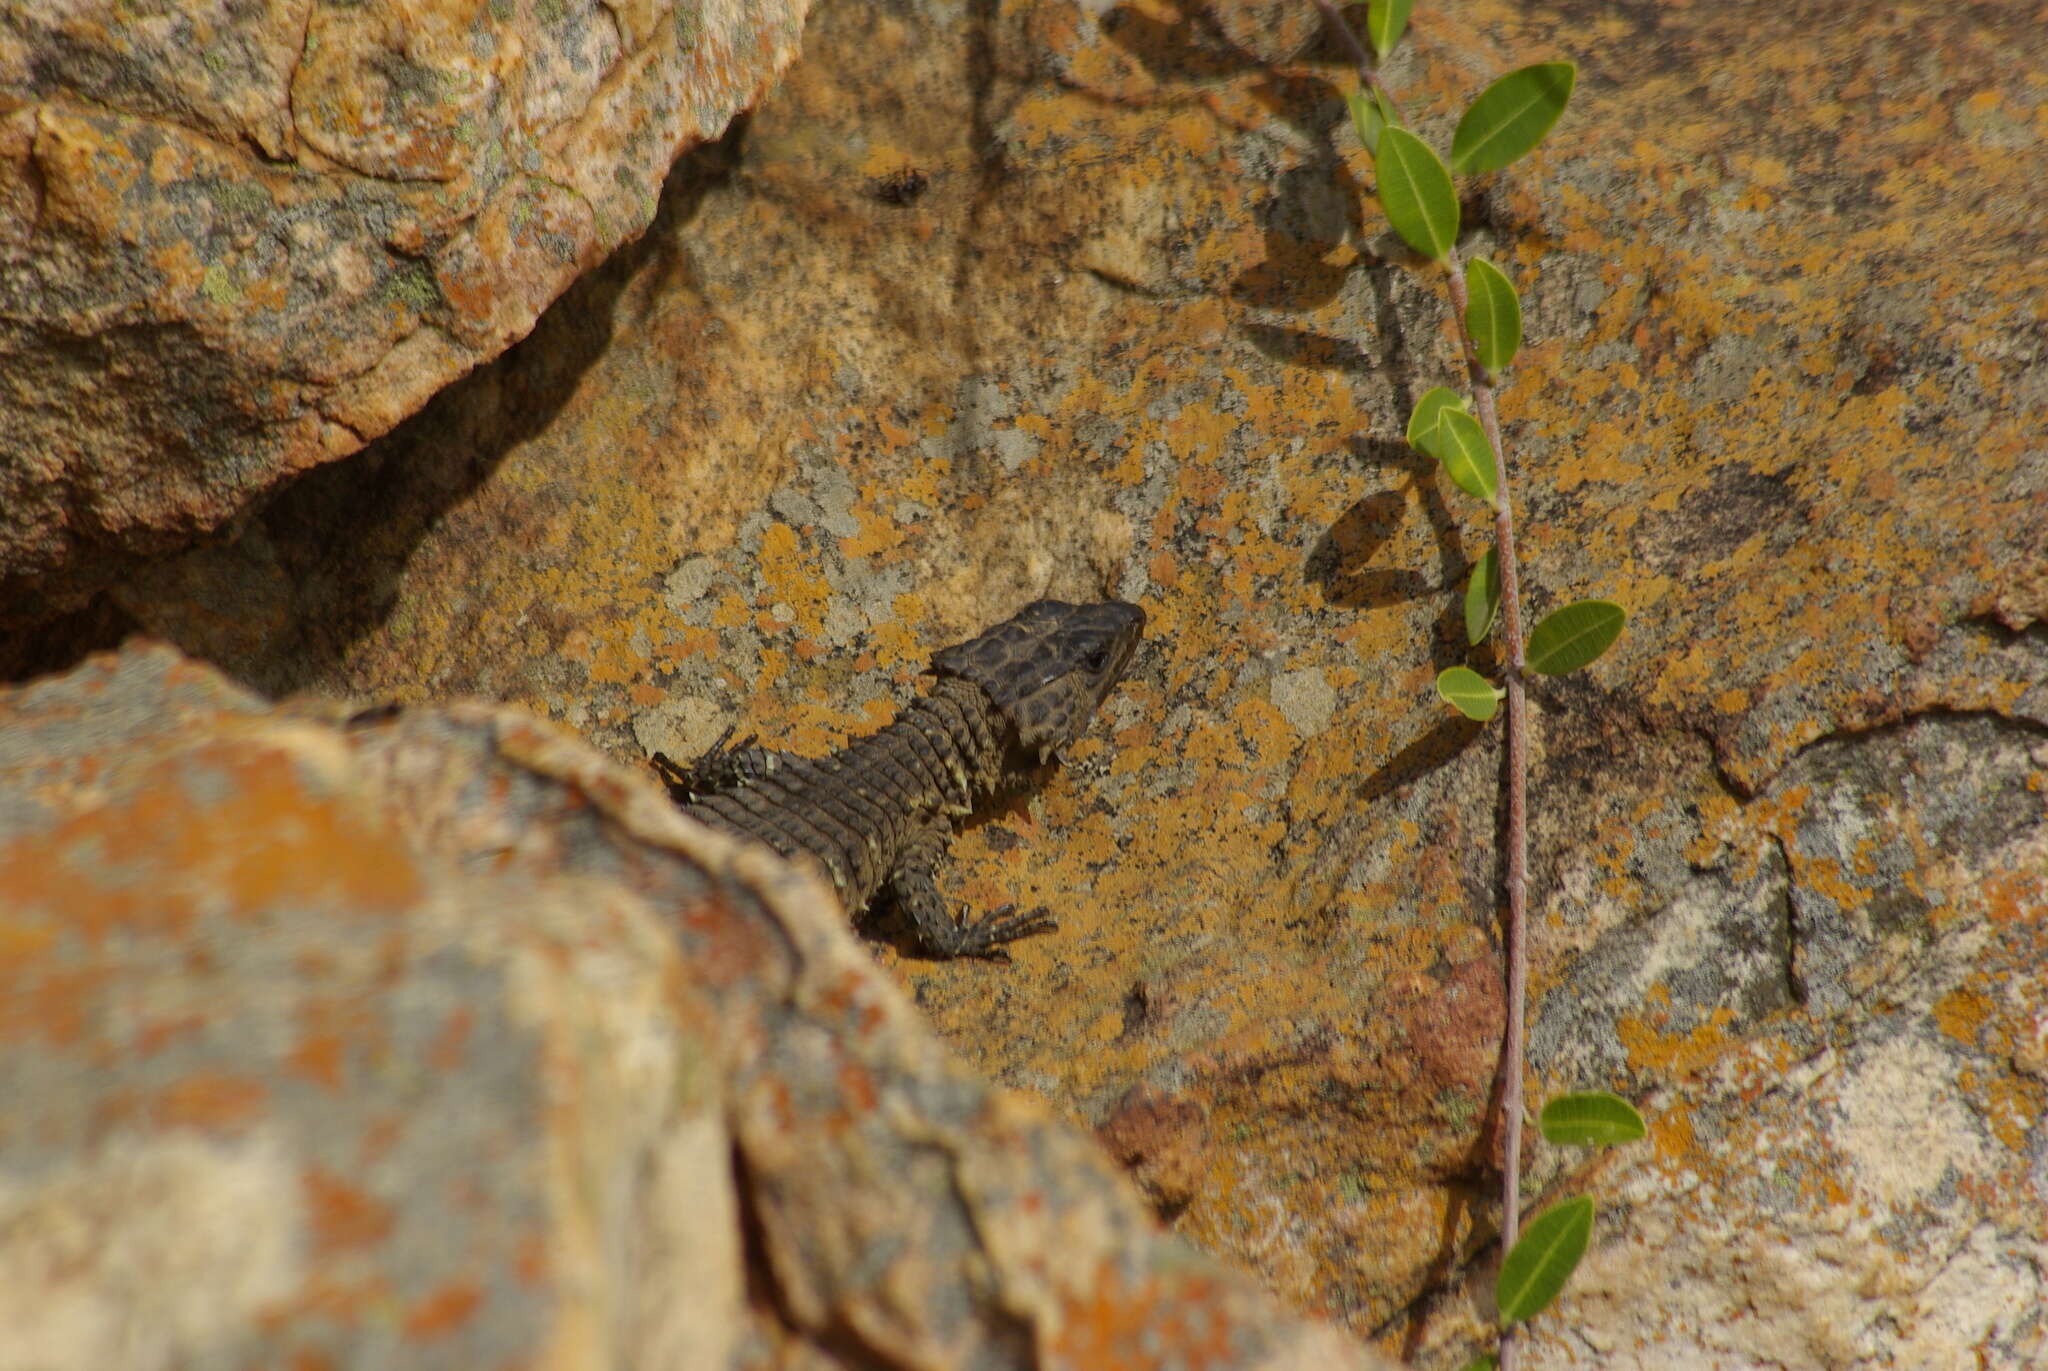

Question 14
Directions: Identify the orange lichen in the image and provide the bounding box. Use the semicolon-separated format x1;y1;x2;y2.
1616;1006;1740;1079
402;1281;483;1340
304;1167;397;1254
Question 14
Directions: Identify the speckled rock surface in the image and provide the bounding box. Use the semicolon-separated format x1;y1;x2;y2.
79;0;2048;1365
0;0;810;624
0;641;1395;1371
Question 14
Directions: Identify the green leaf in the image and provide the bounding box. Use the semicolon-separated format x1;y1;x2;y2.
1526;599;1626;674
1464;547;1501;644
1496;1196;1593;1325
1417;407;1498;505
1451;62;1576;175
1346;88;1384;157
1367;0;1413;59
1459;1358;1499;1371
1375;86;1399;129
1405;386;1468;450
1541;1092;1648;1147
1437;667;1502;721
1373;125;1458;261
1464;257;1522;375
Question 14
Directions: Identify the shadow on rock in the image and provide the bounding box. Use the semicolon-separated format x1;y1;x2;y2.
1306;438;1470;634
1230;157;1364;312
84;121;751;700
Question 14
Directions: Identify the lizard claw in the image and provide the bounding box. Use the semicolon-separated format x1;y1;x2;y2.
653;728;767;802
952;903;1058;961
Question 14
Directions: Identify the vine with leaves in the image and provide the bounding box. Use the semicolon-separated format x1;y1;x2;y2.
1311;3;1645;1367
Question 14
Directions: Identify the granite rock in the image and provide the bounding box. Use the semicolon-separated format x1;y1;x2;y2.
0;0;811;623
0;640;1397;1371
43;0;2048;1364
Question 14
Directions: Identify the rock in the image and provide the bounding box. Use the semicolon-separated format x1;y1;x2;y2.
1096;1082;1215;1216
62;0;2048;1365
0;642;1398;1371
0;0;812;624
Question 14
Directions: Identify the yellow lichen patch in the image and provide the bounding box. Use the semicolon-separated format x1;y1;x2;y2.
1931;986;1994;1050
1972;1070;2045;1153
580;629;647;688
752;523;833;641
1978;867;2046;928
1616;1005;1740;1081
1646;1102;1700;1171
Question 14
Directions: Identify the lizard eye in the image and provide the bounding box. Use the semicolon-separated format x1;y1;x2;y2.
1083;645;1113;673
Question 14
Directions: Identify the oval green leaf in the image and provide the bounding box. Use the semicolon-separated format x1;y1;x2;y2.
1460;1358;1499;1371
1464;257;1522;375
1421;407;1498;505
1540;1092;1648;1147
1373;125;1458;261
1525;599;1626;675
1437;667;1502;721
1450;62;1577;175
1367;0;1413;59
1405;386;1468;450
1496;1195;1593;1325
1464;547;1501;644
1346;87;1384;157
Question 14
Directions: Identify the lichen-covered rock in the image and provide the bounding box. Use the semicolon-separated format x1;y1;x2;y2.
0;0;811;624
0;641;1397;1371
75;0;2048;1365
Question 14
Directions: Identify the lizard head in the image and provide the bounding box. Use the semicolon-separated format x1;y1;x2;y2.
930;599;1146;762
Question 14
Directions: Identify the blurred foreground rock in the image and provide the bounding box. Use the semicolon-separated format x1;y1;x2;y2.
0;641;1395;1371
0;0;810;623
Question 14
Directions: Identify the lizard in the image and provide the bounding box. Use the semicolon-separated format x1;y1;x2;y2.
651;598;1145;959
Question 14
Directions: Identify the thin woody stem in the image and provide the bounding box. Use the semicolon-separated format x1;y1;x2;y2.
1311;0;1409;124
1444;249;1532;1371
1319;3;1536;1361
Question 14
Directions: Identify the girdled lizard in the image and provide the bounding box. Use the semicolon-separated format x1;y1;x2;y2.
652;599;1145;959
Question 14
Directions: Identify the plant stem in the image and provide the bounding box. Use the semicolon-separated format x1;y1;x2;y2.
1311;0;1409;124
1444;249;1531;1371
1318;4;1534;1360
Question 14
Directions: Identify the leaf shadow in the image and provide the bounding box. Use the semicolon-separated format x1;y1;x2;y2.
1228;132;1366;313
1306;437;1474;658
1355;710;1486;806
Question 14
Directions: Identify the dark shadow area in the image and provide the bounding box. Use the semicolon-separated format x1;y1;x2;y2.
236;121;746;697
1306;437;1470;655
1304;490;1425;605
1354;712;1486;807
1391;1179;1487;1364
1229;142;1363;312
1238;321;1377;374
9;119;752;697
0;594;142;683
1100;1;1375;97
1097;3;1259;84
1360;258;1418;416
1095;3;1369;314
952;0;1015;334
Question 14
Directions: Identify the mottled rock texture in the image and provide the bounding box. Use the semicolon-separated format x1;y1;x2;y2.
33;0;2048;1366
0;0;810;624
0;641;1394;1371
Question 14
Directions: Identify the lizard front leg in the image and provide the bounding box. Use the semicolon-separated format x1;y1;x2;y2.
884;825;1057;961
